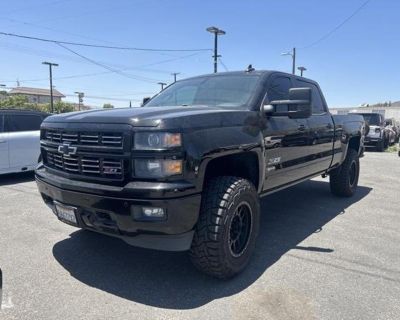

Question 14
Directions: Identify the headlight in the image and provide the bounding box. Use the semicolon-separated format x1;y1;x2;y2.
134;159;183;178
134;132;181;150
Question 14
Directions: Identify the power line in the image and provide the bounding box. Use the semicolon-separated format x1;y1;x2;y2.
0;16;119;45
0;52;199;84
300;0;372;49
56;43;162;83
0;31;212;52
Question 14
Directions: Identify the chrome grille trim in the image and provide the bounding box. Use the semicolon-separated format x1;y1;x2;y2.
45;150;124;179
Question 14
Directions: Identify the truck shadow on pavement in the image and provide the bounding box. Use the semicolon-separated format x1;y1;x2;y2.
52;179;372;309
0;171;35;186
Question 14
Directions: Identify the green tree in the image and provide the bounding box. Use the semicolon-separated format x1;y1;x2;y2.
54;101;75;113
0;95;75;114
103;103;114;109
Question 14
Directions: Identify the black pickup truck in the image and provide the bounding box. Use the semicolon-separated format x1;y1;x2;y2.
36;70;365;278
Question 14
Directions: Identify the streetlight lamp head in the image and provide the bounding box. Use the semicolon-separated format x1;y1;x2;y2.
281;52;292;56
42;61;59;66
206;26;226;35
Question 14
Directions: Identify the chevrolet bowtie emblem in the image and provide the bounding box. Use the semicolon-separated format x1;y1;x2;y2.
58;143;77;156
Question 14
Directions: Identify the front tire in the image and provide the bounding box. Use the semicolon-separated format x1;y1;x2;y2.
190;176;260;279
329;149;360;197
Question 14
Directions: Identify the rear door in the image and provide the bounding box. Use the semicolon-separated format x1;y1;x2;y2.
295;79;335;173
0;114;10;171
262;74;311;191
6;113;42;169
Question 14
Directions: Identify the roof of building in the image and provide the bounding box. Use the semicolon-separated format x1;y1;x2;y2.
9;87;65;97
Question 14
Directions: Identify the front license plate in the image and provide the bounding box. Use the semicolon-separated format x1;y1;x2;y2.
55;203;77;225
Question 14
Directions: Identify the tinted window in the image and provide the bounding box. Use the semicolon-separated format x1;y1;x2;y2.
0;115;4;133
268;76;291;101
267;77;292;112
6;114;43;132
359;114;381;126
295;80;325;114
146;75;260;108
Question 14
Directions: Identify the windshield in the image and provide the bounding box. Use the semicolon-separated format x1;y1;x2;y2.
360;114;381;125
146;74;260;108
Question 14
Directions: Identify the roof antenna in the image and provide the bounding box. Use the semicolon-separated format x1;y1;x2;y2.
246;64;255;72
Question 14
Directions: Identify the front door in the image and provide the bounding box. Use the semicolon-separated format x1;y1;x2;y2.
6;114;42;169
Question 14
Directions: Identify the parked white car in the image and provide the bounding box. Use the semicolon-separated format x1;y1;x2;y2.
0;109;49;175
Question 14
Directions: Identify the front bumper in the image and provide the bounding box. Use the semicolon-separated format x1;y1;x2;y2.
35;167;201;251
364;136;383;146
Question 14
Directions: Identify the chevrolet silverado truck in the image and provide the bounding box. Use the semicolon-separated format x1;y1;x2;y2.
36;70;365;278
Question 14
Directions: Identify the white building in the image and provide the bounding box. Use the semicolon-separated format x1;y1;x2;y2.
330;102;400;121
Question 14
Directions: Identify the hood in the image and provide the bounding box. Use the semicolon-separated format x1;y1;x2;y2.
43;106;252;130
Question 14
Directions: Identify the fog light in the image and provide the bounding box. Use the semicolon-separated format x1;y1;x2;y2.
142;207;165;218
131;205;167;221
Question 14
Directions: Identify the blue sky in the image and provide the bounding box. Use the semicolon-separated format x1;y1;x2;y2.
0;0;398;108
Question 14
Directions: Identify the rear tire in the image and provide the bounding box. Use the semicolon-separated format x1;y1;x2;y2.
190;176;260;279
329;149;360;197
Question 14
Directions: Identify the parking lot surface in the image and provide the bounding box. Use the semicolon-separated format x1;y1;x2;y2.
0;152;399;320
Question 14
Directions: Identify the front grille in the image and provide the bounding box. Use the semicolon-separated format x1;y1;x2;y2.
46;151;124;179
41;128;128;181
44;130;123;148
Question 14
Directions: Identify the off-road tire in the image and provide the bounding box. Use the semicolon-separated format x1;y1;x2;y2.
329;149;360;197
190;176;260;279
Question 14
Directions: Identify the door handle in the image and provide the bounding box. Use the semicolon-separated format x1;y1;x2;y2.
298;124;306;131
0;140;6;143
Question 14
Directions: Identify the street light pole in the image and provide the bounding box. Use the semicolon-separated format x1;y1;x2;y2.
297;66;307;77
171;72;180;82
42;61;58;113
206;26;226;73
281;47;296;75
74;91;84;111
158;82;167;91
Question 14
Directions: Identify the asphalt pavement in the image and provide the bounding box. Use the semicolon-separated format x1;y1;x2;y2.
0;152;399;320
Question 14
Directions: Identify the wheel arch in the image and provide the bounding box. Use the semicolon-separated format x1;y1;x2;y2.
202;151;262;192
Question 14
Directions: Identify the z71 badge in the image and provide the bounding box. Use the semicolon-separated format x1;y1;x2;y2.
268;157;281;165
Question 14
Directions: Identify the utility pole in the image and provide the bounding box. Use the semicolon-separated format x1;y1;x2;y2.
281;47;296;75
297;66;307;77
74;91;84;111
42;61;58;113
206;26;226;73
171;72;180;82
158;82;167;91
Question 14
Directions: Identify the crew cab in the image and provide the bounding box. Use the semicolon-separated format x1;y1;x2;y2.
35;70;365;278
0;109;49;175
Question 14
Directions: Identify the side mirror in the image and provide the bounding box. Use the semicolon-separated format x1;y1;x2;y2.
263;87;312;119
